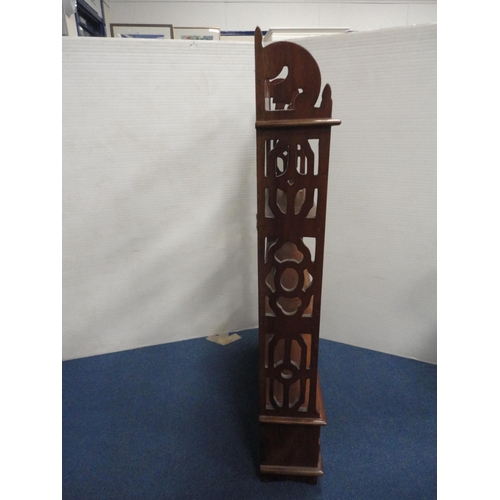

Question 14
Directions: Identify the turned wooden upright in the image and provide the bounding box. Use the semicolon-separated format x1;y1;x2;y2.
254;27;341;484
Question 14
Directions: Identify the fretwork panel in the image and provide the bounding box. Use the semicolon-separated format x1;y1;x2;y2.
257;127;331;418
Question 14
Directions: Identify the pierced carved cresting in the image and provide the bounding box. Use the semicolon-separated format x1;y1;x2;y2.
255;26;341;481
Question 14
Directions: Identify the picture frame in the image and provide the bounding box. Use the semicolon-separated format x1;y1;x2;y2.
110;24;174;39
173;27;221;41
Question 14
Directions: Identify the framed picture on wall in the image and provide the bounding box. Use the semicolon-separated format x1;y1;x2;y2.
173;27;221;41
110;24;174;39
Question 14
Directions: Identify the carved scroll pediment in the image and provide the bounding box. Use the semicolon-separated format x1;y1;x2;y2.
254;27;332;121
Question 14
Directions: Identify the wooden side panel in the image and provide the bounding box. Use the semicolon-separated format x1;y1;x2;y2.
260;424;321;469
254;26;340;482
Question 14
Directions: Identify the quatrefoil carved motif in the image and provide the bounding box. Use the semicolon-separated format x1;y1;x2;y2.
264;239;315;317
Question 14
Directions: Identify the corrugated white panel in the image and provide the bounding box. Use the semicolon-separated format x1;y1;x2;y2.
299;25;437;363
63;38;257;360
63;25;436;363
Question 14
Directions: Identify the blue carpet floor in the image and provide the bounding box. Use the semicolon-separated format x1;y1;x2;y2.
62;329;436;499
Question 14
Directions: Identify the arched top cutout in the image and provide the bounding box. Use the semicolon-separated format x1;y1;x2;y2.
255;26;333;121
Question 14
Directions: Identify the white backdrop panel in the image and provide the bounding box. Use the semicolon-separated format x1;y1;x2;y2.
299;26;436;363
63;38;257;360
63;25;436;363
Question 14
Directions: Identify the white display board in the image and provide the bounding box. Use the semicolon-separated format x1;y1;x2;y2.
299;27;437;363
63;38;257;360
63;25;436;363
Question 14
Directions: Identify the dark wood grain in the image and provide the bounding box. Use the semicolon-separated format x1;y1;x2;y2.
256;118;341;129
255;26;340;483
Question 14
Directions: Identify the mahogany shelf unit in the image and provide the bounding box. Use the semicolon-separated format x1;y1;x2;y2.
254;26;341;484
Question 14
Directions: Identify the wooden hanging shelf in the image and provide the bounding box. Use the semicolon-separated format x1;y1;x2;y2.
254;25;341;485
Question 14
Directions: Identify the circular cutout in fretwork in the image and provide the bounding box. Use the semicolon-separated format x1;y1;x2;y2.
281;369;293;380
280;267;299;292
275;264;304;297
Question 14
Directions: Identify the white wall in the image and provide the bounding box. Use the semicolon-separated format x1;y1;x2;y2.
63;24;436;363
298;29;436;363
106;0;437;33
63;8;79;37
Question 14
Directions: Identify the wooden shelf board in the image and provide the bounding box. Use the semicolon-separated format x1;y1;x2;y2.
260;452;324;477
